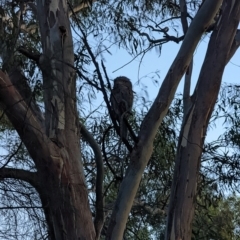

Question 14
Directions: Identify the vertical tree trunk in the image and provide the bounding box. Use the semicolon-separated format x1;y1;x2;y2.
35;0;96;238
0;69;96;239
0;0;98;238
106;1;223;239
165;1;240;239
38;151;96;239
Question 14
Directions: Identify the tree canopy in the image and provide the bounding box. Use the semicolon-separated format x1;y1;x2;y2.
0;0;240;239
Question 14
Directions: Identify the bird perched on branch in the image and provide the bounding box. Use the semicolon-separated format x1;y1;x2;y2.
110;76;133;140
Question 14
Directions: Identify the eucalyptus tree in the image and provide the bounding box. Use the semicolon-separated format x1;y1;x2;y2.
0;0;240;239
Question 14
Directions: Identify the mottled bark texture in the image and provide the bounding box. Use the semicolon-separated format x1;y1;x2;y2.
106;1;223;239
0;0;96;239
165;1;240;239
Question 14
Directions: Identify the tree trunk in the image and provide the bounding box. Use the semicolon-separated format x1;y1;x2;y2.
0;68;96;239
38;154;95;240
36;0;96;238
165;1;240;239
0;0;96;238
106;1;223;239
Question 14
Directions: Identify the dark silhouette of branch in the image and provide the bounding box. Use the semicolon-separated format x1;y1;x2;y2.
8;66;44;125
17;47;40;63
128;22;184;44
102;126;122;180
80;122;104;239
79;28;133;152
226;29;240;63
0;167;39;190
101;60;112;91
0;141;23;169
0;206;42;210
77;69;102;91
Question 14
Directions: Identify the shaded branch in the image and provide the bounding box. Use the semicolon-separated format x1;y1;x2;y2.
79;28;133;151
0;141;23;169
0;206;42;210
8;66;44;125
0;167;39;190
226;29;240;63
128;22;184;44
102;126;122;180
80;123;104;240
77;69;102;91
101;60;112;92
17;47;40;63
0;71;50;168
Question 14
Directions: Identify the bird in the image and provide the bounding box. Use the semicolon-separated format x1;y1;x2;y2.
110;76;133;140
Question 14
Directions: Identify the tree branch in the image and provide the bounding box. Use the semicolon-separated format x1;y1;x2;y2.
80;123;104;240
8;66;44;125
0;167;39;190
226;29;240;63
166;1;240;238
128;22;184;44
17;47;40;63
106;1;224;239
0;71;51;168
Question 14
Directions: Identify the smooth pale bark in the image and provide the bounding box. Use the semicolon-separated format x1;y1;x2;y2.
36;0;95;238
0;0;96;238
106;1;223;239
165;1;240;239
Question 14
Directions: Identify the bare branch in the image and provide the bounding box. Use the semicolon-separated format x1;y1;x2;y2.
102;126;122;180
8;66;44;125
80;123;104;240
17;47;40;63
0;141;23;169
226;29;240;63
0;70;50;167
0;167;39;190
79;26;134;151
128;22;184;44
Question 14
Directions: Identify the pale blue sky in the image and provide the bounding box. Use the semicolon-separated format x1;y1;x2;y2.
101;34;240;142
